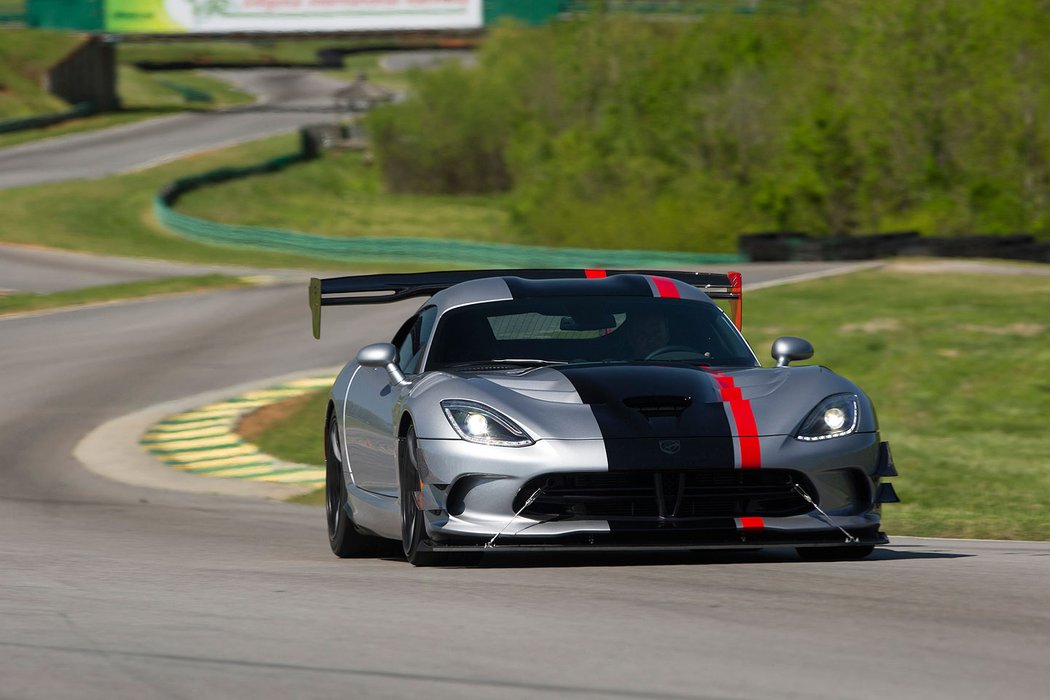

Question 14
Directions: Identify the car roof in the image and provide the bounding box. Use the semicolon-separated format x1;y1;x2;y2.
425;274;716;315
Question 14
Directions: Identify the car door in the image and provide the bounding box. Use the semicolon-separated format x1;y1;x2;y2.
344;306;437;495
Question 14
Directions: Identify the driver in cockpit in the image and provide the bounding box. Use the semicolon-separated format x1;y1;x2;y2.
622;312;672;360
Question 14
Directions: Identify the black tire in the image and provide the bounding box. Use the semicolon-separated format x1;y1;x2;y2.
796;544;876;561
326;411;383;558
399;425;440;566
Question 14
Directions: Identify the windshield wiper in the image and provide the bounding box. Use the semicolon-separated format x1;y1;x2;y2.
441;358;567;370
490;358;567;366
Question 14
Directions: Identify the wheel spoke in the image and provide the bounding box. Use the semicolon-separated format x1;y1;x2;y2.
400;427;421;558
329;421;342;463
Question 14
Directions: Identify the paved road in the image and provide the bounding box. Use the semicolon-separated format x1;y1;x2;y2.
0;70;348;191
0;243;256;293
379;49;477;71
0;242;330;294
2;260;1048;700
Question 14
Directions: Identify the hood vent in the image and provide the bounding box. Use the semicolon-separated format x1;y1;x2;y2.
623;395;693;419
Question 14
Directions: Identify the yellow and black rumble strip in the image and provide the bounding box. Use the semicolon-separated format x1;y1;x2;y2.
141;376;334;488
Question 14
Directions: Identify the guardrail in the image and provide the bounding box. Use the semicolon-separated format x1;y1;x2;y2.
157;81;213;103
0;102;95;134
740;231;1050;264
154;127;745;268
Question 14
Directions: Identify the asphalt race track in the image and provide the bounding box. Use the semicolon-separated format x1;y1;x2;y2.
0;70;348;190
1;65;1047;698
2;254;1049;700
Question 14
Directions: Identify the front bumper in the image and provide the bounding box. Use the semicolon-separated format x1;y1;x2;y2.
414;433;892;548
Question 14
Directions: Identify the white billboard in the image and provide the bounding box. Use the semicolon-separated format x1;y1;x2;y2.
106;0;482;33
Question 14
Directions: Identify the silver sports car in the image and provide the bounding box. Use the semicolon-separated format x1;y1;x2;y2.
310;269;898;565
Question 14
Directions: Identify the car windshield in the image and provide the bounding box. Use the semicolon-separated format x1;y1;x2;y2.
425;297;758;371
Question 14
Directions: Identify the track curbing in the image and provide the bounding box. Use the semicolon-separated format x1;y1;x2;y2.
140;375;335;490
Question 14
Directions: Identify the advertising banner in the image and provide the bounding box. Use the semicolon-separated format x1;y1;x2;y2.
104;0;483;33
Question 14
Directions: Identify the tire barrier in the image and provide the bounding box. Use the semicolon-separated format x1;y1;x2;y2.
0;101;95;134
157;80;213;103
155;126;746;268
740;231;1050;264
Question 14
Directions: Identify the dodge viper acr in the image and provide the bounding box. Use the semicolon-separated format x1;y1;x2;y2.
309;269;898;565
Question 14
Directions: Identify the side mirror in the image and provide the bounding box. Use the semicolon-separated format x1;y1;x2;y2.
357;343;411;387
771;336;814;367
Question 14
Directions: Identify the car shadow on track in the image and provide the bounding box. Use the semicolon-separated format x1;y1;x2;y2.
432;546;974;569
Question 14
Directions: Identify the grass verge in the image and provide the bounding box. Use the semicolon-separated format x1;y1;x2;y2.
0;133;345;268
0;65;256;149
0;132;480;271
176;149;511;242
238;389;328;466
0;27;81;118
0;274;248;316
0;28;255;148
118;66;255;111
248;268;1050;540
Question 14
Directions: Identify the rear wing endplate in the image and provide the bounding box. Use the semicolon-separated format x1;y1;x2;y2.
309;268;743;339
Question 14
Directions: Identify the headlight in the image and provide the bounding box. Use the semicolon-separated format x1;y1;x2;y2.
441;400;534;447
795;393;859;441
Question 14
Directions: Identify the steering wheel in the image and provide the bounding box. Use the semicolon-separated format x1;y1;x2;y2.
644;345;697;360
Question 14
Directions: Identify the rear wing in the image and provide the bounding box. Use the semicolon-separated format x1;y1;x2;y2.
309;268;743;339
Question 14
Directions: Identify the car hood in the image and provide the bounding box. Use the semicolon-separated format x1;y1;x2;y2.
412;363;871;441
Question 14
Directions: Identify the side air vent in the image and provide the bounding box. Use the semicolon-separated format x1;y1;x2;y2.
623;395;693;419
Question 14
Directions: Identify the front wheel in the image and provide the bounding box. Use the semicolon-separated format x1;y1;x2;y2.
399;425;439;566
326;412;383;558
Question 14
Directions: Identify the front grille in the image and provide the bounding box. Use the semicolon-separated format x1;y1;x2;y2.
514;469;816;522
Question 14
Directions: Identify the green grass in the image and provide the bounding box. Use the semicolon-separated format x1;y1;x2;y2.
0;27;82;119
0;133;352;268
744;268;1050;540
245;389;330;467
0;66;255;149
0;28;256;148
256;268;1050;540
177;150;511;242
117;66;255;111
0;131;486;271
0;274;248;315
328;52;418;93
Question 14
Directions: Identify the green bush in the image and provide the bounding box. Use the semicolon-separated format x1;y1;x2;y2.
367;1;1050;251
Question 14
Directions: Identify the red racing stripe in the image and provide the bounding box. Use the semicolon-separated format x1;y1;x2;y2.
584;269;607;279
650;276;680;298
710;371;762;469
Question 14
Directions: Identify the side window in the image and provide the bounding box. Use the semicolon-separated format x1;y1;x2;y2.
392;306;437;375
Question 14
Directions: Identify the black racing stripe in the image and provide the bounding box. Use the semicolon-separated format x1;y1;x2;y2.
503;275;655;299
559;364;735;471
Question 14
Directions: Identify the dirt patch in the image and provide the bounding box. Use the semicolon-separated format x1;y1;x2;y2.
237;393;315;443
960;323;1045;338
840;318;902;334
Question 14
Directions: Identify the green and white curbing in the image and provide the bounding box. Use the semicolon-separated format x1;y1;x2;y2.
141;375;335;489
